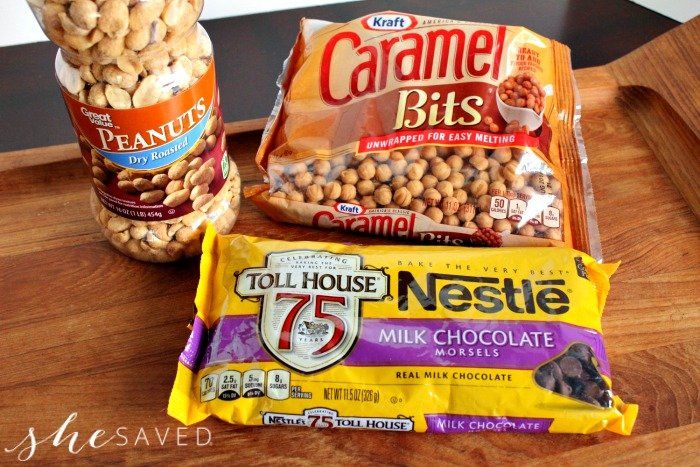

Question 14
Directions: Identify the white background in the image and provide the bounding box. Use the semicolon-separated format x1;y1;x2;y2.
1;0;697;48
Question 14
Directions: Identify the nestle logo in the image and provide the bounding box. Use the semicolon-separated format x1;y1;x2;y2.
361;13;417;31
334;203;364;215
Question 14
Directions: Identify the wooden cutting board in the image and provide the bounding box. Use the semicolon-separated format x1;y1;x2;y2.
0;18;698;465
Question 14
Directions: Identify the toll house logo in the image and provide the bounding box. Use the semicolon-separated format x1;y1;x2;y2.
235;251;389;374
262;407;414;431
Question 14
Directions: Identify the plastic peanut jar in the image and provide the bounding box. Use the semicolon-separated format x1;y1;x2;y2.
26;0;240;262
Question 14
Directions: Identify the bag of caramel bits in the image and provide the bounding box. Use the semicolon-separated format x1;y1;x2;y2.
247;12;600;255
168;227;637;434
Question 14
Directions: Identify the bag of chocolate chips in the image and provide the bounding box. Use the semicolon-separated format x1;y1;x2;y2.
247;12;601;257
168;227;637;434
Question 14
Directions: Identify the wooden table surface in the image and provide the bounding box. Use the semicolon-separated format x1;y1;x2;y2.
1;16;698;466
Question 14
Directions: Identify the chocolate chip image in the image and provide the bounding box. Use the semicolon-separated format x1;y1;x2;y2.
534;343;613;408
559;356;583;377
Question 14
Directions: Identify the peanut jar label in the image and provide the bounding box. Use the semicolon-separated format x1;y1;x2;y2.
62;61;228;221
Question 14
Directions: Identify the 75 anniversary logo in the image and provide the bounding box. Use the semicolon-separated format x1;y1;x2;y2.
235;251;389;373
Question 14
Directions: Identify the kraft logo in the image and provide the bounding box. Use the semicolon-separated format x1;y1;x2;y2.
334;202;365;215
361;13;417;31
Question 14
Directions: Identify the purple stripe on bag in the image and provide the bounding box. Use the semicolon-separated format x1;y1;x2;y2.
425;414;552;433
187;315;610;376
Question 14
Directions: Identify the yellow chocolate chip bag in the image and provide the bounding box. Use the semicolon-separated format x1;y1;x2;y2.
168;226;637;434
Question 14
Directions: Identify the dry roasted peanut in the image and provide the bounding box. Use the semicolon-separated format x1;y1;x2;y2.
423;187;441;207
162;0;195;32
139;42;170;72
63;28;104;51
406;180;423;197
162;188;190;207
98;0;129;38
79;65;96;85
306;184;324;203
190;183;209;200
470;178;488;197
107;216;130;232
436;180;453;198
67;0;98;30
393;187;412;207
168;159;189;180
323;181;342;200
151;173;170;189
421;174;438;189
204;134;216;151
425;206;443;223
112;229;130;243
129;224;148;240
140;189;166;203
409;198;427;214
191;139;206;158
92;165;107;181
475;212;494;229
339;184;356;201
457;203;476;222
165;179;184;195
357;179;375;196
192;193;213;211
104;84;131;109
130;0;165;30
340;169;359;185
117;180;137;193
175;225;197;243
87;82;108;107
441;196;459;216
133;177;155;191
130;74;161;108
493;219;512;233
